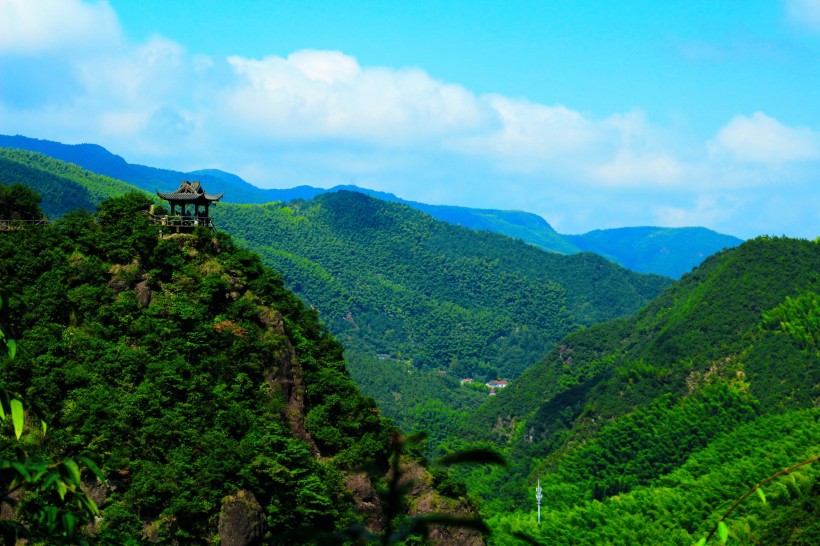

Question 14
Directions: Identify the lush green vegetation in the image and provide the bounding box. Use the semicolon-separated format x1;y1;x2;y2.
0;191;403;541
461;236;820;544
214;191;669;382
346;353;489;442
2;147;816;544
489;409;819;545
0;148;136;218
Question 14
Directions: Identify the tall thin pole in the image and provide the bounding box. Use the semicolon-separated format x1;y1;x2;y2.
536;479;543;523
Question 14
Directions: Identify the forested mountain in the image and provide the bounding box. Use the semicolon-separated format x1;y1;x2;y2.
0;190;484;544
0;143;816;545
0;146;671;434
0;137;740;278
461;236;820;545
213;191;670;382
0;147;135;218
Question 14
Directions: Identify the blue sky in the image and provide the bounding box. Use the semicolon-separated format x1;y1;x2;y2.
1;0;819;238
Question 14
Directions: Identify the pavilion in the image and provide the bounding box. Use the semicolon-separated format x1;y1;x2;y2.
156;181;223;232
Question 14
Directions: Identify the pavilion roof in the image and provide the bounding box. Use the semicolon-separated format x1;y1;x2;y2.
157;181;223;202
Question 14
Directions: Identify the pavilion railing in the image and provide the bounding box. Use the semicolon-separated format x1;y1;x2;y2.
0;218;49;231
148;214;215;231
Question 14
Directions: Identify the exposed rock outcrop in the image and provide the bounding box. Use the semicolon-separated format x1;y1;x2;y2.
397;460;486;546
218;490;266;546
344;472;385;532
134;280;152;307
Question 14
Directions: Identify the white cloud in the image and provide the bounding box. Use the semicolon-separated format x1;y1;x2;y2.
785;0;820;31
590;150;684;186
464;96;601;161
75;37;186;105
708;112;820;164
0;0;121;54
222;50;490;146
652;194;742;229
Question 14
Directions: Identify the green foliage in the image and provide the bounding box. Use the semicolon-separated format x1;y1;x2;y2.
0;183;43;221
486;409;820;545
761;291;820;350
212;192;670;449
1;153;674;467
0;285;104;544
345;352;486;446
463;237;820;544
0;148;139;218
695;454;819;545
214;192;669;383
0;194;401;540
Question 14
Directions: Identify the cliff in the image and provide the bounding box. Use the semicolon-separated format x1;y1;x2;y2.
0;191;483;544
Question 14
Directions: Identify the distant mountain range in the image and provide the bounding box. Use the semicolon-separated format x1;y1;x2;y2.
0;134;743;278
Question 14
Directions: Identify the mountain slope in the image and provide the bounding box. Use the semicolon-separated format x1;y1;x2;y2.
0;147;135;217
0;191;484;543
1;136;740;277
464;236;820;544
213;190;671;383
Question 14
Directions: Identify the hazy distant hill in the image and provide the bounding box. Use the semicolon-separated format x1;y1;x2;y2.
465;236;820;544
0;135;741;277
0;134;294;204
567;226;743;278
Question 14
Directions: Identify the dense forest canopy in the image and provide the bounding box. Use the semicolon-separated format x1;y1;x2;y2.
0;190;401;542
461;236;820;545
0;183;43;221
213;191;671;381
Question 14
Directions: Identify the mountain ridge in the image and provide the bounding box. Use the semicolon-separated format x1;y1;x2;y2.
1;141;816;545
0;134;742;278
0;149;673;433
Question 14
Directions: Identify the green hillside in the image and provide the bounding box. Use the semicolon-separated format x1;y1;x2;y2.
0;147;671;442
463;236;820;544
213;191;670;384
0;145;816;544
0;147;137;217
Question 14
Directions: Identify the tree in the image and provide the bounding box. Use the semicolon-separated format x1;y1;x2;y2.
0;184;44;221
